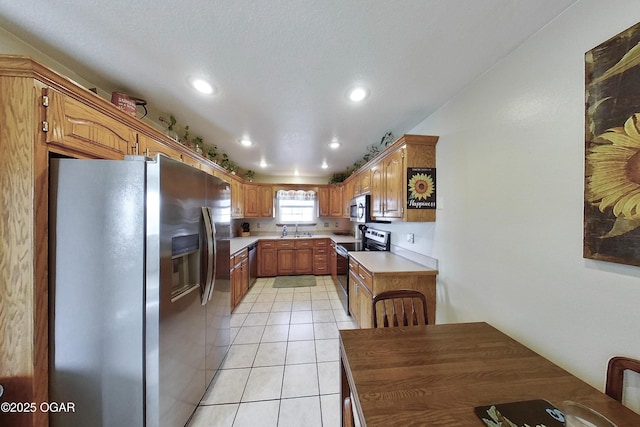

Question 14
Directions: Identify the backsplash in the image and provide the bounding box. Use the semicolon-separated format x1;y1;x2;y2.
232;217;353;237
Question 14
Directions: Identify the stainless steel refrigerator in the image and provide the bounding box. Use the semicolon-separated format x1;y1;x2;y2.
49;154;231;427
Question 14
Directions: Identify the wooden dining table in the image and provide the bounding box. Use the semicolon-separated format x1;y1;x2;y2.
339;322;640;426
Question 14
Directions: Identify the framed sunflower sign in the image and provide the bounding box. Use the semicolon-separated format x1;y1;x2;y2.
584;21;640;266
407;167;436;210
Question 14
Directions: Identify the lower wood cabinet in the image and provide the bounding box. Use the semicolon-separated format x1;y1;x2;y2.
347;257;437;328
348;258;374;328
231;248;249;311
258;238;329;277
258;240;277;277
276;239;313;276
313;239;329;275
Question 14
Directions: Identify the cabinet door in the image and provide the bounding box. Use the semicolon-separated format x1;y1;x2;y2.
329;186;343;217
258;247;278;277
317;186;330;217
241;258;249;296
230;263;239;309
277;249;295;275
138;133;183;161
370;162;383;218
295;248;313;274
259;185;274;217
230;179;244;218
342;180;354;217
358;283;373;329
181;153;202;170
330;244;338;283
348;270;360;323
383;149;404;218
359;170;371;194
45;88;136;159
244;184;259;217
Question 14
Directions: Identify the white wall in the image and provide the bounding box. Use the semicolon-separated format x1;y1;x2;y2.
402;0;640;406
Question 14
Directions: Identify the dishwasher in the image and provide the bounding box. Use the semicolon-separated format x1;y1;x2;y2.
248;242;257;287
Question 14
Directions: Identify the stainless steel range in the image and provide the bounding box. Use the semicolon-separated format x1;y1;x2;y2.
334;227;390;314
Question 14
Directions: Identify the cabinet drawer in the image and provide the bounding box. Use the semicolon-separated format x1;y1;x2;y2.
314;255;328;263
314;264;328;274
357;266;373;293
233;248;248;263
314;247;327;255
348;258;359;271
259;240;277;249
314;239;328;247
295;240;313;249
277;240;295;249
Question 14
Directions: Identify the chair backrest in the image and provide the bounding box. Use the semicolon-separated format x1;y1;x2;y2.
372;289;428;328
343;396;354;427
605;356;640;403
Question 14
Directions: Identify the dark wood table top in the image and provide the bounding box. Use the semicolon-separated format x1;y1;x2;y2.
339;322;640;426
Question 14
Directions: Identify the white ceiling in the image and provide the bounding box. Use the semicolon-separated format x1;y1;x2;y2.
0;0;576;179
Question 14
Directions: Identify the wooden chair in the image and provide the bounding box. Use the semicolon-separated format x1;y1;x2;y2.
343;396;354;427
372;289;428;328
605;356;640;403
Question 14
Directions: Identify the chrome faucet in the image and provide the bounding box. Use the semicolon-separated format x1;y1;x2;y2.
295;223;299;237
282;225;287;237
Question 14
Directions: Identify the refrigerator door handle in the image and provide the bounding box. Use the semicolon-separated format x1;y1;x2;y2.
201;207;216;304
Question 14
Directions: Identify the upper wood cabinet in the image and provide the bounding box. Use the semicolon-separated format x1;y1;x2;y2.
342;178;354;217
181;153;203;170
369;134;438;222
381;149;404;219
45;88;136;159
359;169;371;195
138;133;183;161
318;185;343;218
329;185;343;217
259;185;274;217
230;177;244;218
244;184;274;218
318;186;330;217
244;184;259;217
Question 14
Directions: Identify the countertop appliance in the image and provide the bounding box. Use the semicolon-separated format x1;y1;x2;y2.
49;155;231;427
334;227;391;314
349;194;371;223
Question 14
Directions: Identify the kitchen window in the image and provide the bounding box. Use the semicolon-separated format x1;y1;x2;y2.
276;190;317;225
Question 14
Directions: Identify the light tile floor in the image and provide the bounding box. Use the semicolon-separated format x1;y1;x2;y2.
187;275;357;427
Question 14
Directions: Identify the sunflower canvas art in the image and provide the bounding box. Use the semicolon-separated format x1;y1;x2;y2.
407;167;436;210
584;21;640;266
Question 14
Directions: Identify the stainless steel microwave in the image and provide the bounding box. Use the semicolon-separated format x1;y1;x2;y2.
349;194;371;223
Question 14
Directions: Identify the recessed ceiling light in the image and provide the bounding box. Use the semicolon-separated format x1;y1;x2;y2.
321;161;328;169
240;138;253;147
259;160;267;168
294;169;299;176
190;78;214;95
348;86;368;102
329;140;340;149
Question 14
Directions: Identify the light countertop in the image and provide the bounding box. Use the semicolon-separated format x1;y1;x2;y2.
349;251;438;275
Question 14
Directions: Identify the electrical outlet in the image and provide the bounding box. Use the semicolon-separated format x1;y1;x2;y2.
407;233;414;244
256;223;260;229
335;222;338;227
324;222;329;228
